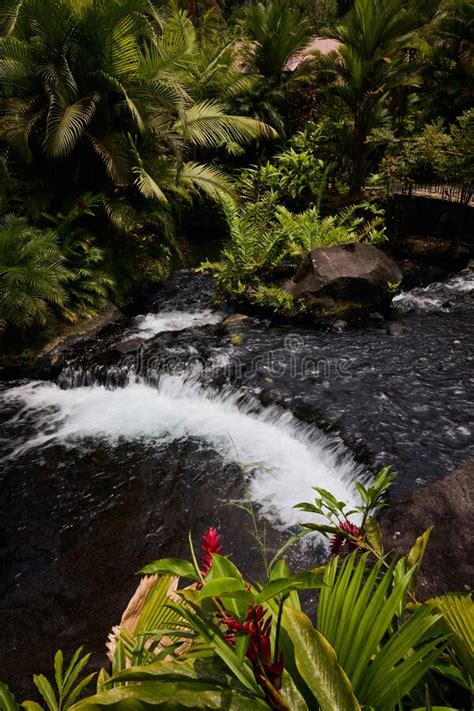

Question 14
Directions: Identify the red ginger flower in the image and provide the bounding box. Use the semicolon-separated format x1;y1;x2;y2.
330;520;364;556
222;605;284;690
200;527;223;577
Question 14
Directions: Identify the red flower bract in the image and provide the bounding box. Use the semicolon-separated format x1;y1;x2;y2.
200;526;223;577
330;519;363;556
222;605;284;690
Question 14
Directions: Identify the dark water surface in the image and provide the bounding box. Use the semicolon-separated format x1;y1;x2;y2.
1;270;473;696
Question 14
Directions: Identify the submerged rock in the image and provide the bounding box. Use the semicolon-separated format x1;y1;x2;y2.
380;460;474;597
218;313;251;334
284;244;402;316
386;322;404;336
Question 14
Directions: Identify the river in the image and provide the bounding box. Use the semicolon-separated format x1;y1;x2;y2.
1;269;473;696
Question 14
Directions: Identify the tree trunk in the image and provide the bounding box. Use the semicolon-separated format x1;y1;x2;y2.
350;108;368;196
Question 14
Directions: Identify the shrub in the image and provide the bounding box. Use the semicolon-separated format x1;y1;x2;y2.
201;192;386;312
0;215;70;332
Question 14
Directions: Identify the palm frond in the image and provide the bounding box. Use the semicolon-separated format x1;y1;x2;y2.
44;93;100;158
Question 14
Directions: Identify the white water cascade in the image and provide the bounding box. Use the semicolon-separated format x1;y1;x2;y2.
4;373;363;531
133;309;223;339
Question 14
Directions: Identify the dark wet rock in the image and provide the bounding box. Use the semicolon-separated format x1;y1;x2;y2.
304;295;337;309
31;304;125;376
331;320;348;332
284;244;402;315
112;338;144;354
369;311;384;321
218;313;251;334
380;461;474;598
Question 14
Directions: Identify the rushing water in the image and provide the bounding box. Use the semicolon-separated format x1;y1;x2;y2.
1;268;473;695
2;376;360;530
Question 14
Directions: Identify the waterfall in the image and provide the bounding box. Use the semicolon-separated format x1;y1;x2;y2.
4;373;363;532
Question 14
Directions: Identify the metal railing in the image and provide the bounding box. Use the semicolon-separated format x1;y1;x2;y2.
387;180;473;206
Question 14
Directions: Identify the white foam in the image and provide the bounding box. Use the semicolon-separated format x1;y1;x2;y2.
4;377;362;531
133;310;222;339
394;271;474;312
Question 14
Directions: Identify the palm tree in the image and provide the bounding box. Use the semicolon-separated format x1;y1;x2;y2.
0;215;69;331
242;0;312;82
0;0;276;234
320;0;432;193
422;0;474;120
233;0;312;134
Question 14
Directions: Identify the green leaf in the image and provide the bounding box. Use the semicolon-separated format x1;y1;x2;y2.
64;674;96;711
33;676;58;711
364;517;383;557
256;573;324;604
69;680;268;710
95;670;109;695
432;662;473;691
279;672;309;710
0;683;19;711
62;652;90;699
282;607;361;711
176;603;261;694
21;703;44;711
428;593;474;676
234;633;249;666
139;558;198;580
198;577;245;601
206;554;243;582
54;650;64;691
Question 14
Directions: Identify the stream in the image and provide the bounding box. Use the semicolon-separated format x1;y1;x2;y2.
1;269;473;695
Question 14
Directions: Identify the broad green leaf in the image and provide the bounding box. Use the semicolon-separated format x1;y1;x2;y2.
69;680;269;710
279;671;309;710
255;573;324;604
217;590;255;620
282;607;361;711
207;554;243;582
0;682;19;711
109;658;206;683
198;577;245;601
234;633;249;666
139;558;198;580
407;527;433;570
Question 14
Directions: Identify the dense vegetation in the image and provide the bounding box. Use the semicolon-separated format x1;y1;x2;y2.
0;0;472;340
1;470;472;710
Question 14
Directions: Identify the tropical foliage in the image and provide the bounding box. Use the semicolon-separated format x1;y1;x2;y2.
1;470;472;710
0;0;276;339
317;0;432;193
201;190;386;311
380;108;474;188
0;215;69;331
0;0;472;342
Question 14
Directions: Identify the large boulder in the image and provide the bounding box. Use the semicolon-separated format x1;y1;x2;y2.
379;461;474;598
284;243;402;313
